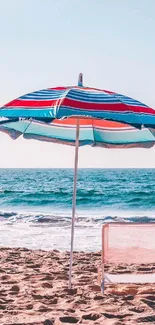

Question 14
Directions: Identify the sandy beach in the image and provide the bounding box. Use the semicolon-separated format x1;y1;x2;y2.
0;247;154;325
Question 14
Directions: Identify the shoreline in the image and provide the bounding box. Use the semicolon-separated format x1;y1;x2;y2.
0;247;155;325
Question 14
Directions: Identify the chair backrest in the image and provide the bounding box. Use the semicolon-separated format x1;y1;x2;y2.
102;222;155;265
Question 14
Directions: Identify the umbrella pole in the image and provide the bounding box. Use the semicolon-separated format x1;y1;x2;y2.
68;118;80;289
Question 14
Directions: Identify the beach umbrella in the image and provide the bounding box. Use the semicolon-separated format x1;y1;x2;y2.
0;73;155;288
1;73;155;128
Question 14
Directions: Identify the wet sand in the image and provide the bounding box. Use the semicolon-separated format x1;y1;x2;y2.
0;247;155;325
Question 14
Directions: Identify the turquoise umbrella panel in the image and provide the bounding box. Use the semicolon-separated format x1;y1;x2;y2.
0;118;155;148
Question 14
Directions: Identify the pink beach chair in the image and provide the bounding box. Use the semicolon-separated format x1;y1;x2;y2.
100;223;155;293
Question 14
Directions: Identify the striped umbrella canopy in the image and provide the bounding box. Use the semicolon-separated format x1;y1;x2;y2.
0;74;155;289
0;73;155;128
0;117;155;149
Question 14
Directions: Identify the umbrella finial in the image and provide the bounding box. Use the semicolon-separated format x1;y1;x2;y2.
78;73;83;87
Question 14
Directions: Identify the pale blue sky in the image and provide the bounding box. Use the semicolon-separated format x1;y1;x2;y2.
0;0;155;168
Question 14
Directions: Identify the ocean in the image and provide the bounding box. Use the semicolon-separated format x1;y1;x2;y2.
0;168;155;251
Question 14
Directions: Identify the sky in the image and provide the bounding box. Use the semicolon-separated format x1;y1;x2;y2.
0;0;155;168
